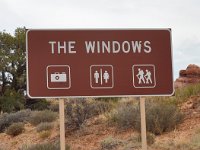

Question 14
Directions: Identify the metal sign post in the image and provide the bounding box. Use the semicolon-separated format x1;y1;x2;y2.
140;97;147;150
59;99;66;150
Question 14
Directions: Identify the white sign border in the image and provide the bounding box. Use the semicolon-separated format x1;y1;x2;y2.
46;65;71;90
90;65;114;89
26;28;174;98
132;64;156;88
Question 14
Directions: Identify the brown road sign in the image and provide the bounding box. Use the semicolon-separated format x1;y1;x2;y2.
26;29;174;98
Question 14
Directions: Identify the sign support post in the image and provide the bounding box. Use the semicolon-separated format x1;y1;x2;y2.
140;97;147;150
59;99;66;150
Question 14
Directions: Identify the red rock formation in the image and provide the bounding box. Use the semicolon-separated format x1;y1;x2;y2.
175;64;200;88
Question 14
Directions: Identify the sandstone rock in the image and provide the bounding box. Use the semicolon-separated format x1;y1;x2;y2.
175;64;200;88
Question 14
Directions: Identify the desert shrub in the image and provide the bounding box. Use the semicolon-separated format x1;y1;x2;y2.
123;136;141;150
107;103;140;129
144;102;183;135
65;99;90;131
167;83;200;105
39;130;51;139
25;99;50;111
176;83;200;101
0;90;25;113
95;97;120;102
0;109;31;132
48;103;59;112
36;122;54;132
29;110;57;126
107;101;183;135
148;83;200;106
90;100;113;115
6;122;24;136
146;132;155;145
65;99;112;131
100;136;121;150
20;141;70;150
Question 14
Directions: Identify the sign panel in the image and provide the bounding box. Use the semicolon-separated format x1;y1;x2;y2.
26;29;174;98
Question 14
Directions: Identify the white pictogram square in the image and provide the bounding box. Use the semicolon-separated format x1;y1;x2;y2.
47;65;71;89
90;65;114;89
132;64;156;88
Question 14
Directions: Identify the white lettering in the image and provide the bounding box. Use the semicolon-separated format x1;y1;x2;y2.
49;41;76;54
68;41;76;54
122;41;131;53
97;41;100;53
58;41;66;54
131;41;142;53
102;41;111;53
49;40;152;55
144;41;151;53
49;41;56;54
85;41;95;53
112;41;120;53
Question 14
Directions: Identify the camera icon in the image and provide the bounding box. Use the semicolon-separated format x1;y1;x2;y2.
51;72;67;82
47;65;71;89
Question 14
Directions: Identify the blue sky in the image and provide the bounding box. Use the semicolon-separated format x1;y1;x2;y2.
0;0;200;79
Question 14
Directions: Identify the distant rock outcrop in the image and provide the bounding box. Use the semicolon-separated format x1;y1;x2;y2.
175;64;200;88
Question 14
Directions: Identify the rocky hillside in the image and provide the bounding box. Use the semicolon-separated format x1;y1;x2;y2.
175;64;200;88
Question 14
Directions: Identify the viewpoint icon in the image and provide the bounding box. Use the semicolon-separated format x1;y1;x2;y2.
47;65;71;89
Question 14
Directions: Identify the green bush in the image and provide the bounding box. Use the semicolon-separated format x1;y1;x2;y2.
36;122;54;132
0;90;25;113
20;141;70;150
123;135;141;150
25;99;50;111
48;103;59;112
95;97;120;102
143;102;183;135
107;103;140;130
175;83;200;103
107;101;183;135
0;109;31;132
65;99;112;131
148;83;200;106
29;110;57;126
86;100;113;116
6;122;24;136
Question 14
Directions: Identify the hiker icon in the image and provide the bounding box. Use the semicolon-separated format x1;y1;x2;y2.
144;69;152;84
133;65;156;88
136;68;145;84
